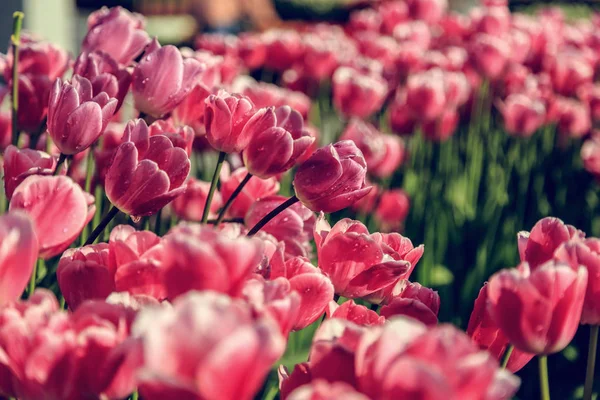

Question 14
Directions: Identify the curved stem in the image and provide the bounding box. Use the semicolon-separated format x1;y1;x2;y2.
84;206;120;246
214;172;252;225
539;355;550;400
53;153;67;176
584;325;599;400
207;217;244;224
202;151;226;224
28;258;42;296
10;12;24;147
501;345;514;369
247;196;299;236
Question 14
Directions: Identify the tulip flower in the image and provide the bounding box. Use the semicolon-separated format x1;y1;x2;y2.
326;299;385;326
332;67;388;118
15;74;53;132
172;178;222;221
263;29;305;71
407;0;448;24
204;89;257;153
339;119;387;172
47;76;118;155
3;33;69;83
380;281;440;326
132;39;204;118
293;140;372;213
0;211;38;305
243;106;314;178
105;119;191;217
3;145;56;200
517;217;579;268
148;119;195;156
374;189;410;232
497;93;546;137
553;97;591;138
134;291;286;400
82;6;151;66
582;134;600;181
238;32;267;70
286;381;369;400
10;175;95;259
314;214;423;302
470;33;510;80
405;68;447;120
220;165;280;219
487;260;588;354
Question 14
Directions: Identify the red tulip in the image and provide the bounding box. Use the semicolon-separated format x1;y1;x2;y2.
294;141;372;213
220;165;280;219
326;299;385;326
470;33;510;80
517;217;579;268
238;33;267;70
488;260;588;354
348;9;382;33
162;223;264;299
105;119;191;217
3;145;56;200
3;33;69;82
374;189;410;232
73;51;132;111
243;106;314;178
407;0;448;24
0;211;38;305
582;133;600;180
332;67;388;119
172;178;222;221
378;1;410;34
82;6;151;66
339;119;387;172
497;93;546;137
132;39;204;118
546;51;594;97
314;214;423;303
405;68;447;120
388;94;418;136
467;284;535;372
263;30;305;71
270;252;335;330
235;78;312;120
135;291;286;400
551;97;591;138
393;20;431;49
286;381;369;400
57;243;114;310
10;175;94;259
204;89;257;153
301;35;340;80
380;281;440;326
471;5;511;36
47;76;117;155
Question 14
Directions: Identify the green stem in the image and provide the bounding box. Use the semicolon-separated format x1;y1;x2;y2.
131;391;139;400
84;206;120;246
80;149;95;245
10;12;24;147
584;325;599;400
501;345;514;369
29;258;42;296
155;208;163;235
214;172;252;225
53;153;67;176
247;196;299;236
539;355;550;400
201;151;226;224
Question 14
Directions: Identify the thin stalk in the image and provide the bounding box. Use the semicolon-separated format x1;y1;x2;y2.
131;392;139;400
539;355;550;400
84;206;120;246
28;258;42;296
80;149;95;245
29;117;47;149
201;151;226;224
53;153;67;176
207;217;244;224
10;12;24;146
154;208;163;235
214;172;252;225
501;345;514;369
247;196;299;236
584;325;599;400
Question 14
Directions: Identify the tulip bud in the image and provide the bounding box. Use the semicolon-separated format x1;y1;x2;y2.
332;67;388;119
105;119;191;217
470;33;510;80
405;68;447;120
132;39;204;118
3;145;56;200
82;6;151;66
326;299;385;326
172;178;222;221
47;76;118;155
243;106;314;178
380;282;440;326
497;93;546;137
294;141;372;213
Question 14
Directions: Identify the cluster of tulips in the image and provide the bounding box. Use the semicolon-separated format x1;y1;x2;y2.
0;0;600;399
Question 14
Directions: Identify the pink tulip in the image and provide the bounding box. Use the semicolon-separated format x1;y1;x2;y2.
407;0;448;24
422;108;460;141
171;84;213;133
393;20;431;49
518;217;580;268
348;9;382;33
471;5;511;36
47;76;118;155
57;243;114;310
314;214;423;303
243;106;314;178
10;175;94;259
3;145;56;200
405;68;447;120
374;189;410;232
235;78;312;120
388;94;418;136
3;33;69;82
578;83;600;122
73;51;132;111
497;93;546;137
326;299;385;326
238;32;267;70
204;89;257;153
0;211;38;305
332;67;388;119
132;39;204;118
546;51;594;97
162;223;264;299
82;6;151;66
488;260;588;354
582;134;600;180
551;97;591;137
105;119;190;217
470;33;510;80
380;282;440;326
302;35;340;80
287;381;369;400
220;165;280;219
135;291;286;400
263;30;305;71
339;118;387;173
294;141;372;213
378;1;410;34
172;178;222;221
148;119;195;156
467;284;535;372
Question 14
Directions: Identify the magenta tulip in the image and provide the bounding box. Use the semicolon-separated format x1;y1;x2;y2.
3;145;56;200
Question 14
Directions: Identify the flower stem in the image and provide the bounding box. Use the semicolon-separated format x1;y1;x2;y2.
539;355;550;400
28;258;42;296
10;12;24;147
584;325;599;400
80;149;95;245
214;172;252;225
202;151;226;224
501;345;514;369
84;206;120;246
247;196;299;236
53;153;67;176
155;207;163;235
